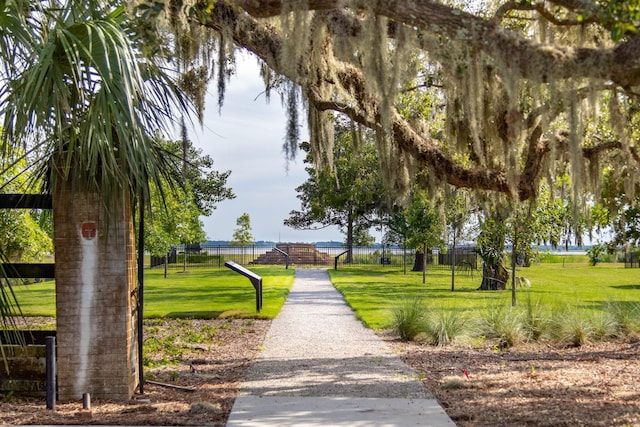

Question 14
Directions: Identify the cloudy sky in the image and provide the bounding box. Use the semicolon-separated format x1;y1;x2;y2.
190;53;356;243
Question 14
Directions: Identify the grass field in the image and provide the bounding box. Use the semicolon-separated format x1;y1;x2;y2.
11;266;295;319
10;262;640;338
329;263;640;331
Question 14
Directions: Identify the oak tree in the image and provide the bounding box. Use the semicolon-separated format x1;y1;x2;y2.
285;122;385;258
156;0;640;213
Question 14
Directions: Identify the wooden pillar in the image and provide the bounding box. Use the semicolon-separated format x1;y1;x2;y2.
53;185;138;401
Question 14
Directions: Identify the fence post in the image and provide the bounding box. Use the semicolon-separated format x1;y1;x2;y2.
46;336;56;410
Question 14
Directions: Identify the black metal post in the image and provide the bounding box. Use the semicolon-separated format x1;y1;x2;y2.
137;196;145;394
45;336;56;410
224;261;263;312
273;247;289;269
334;250;349;270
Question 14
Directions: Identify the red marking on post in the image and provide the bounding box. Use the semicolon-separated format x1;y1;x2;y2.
81;222;97;240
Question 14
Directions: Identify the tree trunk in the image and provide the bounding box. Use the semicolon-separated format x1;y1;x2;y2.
478;261;509;290
451;230;457;292
411;250;432;272
345;210;354;264
411;251;423;271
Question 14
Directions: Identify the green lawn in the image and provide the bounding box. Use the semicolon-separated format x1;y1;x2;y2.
11;266;295;319
329;263;640;330
11;262;640;334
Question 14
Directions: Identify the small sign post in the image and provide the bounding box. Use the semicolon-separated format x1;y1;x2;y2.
224;261;262;312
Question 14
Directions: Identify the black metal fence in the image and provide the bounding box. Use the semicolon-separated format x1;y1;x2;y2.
624;251;640;268
149;243;478;271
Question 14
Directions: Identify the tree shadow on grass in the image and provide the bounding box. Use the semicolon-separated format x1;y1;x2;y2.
610;284;640;290
166;311;224;319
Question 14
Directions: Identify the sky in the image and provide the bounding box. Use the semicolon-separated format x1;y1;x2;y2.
190;53;357;243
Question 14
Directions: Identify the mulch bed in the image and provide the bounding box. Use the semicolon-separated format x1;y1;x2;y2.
394;339;640;427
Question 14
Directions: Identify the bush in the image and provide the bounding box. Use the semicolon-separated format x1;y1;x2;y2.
587;243;607;266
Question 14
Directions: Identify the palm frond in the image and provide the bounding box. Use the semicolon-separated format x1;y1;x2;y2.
2;1;192;212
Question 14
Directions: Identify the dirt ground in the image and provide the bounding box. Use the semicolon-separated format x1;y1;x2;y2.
1;318;638;426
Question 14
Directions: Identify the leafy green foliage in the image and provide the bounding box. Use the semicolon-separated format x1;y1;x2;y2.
594;0;640;41
0;0;190;217
532;181;588;250
230;213;254;247
587;242;607;266
401;188;443;252
143;138;234;256
285;120;386;248
477;212;509;290
0;152;52;262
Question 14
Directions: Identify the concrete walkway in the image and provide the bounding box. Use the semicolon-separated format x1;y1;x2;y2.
226;268;455;427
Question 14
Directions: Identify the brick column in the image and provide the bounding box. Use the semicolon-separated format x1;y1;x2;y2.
53;185;138;401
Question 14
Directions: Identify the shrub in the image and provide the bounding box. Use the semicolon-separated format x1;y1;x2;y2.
587;243;606;266
391;297;429;341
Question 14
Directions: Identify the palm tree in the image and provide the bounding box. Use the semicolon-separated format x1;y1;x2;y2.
0;0;191;399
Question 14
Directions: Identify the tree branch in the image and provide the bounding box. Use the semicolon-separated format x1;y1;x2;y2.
198;1;640;201
228;0;640;87
494;0;599;27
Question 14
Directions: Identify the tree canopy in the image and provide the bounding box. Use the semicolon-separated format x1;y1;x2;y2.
143;137;234;256
285;122;385;248
154;0;640;211
231;213;255;246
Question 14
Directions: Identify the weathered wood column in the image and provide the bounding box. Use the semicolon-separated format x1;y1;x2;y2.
53;185;139;401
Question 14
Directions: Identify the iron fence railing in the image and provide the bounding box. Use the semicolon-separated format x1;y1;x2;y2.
149;243;478;271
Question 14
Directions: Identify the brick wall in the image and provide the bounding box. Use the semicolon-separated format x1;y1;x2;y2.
53;185;138;401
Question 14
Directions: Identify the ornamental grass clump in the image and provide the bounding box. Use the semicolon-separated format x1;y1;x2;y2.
391;297;429;342
551;306;594;347
606;301;640;338
423;308;467;346
476;304;525;349
521;292;550;342
590;311;619;341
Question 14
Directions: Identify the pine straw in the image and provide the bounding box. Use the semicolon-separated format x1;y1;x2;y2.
1;318;638;426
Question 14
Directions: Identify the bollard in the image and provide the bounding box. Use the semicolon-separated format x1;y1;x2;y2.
45;336;56;410
83;393;91;410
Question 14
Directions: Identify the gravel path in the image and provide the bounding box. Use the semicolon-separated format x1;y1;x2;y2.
227;269;455;427
227;268;454;426
239;268;431;399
